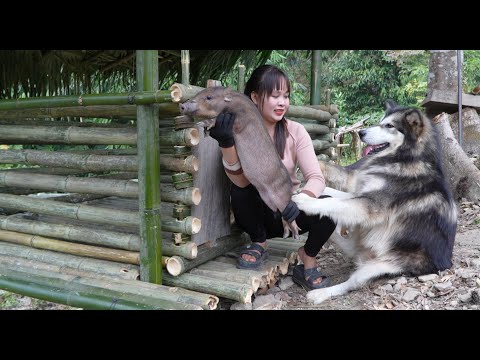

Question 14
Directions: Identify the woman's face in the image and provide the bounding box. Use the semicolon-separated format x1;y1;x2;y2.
251;79;290;125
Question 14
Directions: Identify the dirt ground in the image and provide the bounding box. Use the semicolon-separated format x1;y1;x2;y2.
1;200;479;310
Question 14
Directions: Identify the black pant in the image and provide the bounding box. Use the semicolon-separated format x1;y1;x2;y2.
230;183;336;258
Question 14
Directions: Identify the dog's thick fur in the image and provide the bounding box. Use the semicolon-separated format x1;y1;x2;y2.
292;100;457;304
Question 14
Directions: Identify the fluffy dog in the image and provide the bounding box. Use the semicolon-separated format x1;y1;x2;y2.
292;100;457;304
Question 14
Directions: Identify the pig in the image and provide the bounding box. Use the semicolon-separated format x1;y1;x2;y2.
179;86;300;240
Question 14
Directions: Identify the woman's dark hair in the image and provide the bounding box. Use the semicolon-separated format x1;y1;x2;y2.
244;64;291;159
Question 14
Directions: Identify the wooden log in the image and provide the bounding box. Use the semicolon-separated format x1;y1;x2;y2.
162;272;253;304
432;113;480;202
298;123;330;135
0;125;137;145
0;229;141;264
447;107;480;155
170;83;205;103
189;268;261;292
0;193;139;226
308;104;339;115
0;103;180;119
0;264;203;310
0;241;140;280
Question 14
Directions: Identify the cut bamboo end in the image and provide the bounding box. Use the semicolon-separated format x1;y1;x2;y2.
189;243;198;258
187;155;199;172
190;217;201;234
185;127;199;146
170;84;182;103
166;256;184;276
191;187;201;205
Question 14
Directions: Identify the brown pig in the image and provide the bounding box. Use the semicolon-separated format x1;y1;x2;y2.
179;86;300;239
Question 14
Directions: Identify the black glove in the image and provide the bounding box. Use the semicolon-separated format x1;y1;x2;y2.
210;112;235;148
282;200;300;223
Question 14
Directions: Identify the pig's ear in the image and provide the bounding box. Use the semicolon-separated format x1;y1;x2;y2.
224;96;232;102
224;87;232;102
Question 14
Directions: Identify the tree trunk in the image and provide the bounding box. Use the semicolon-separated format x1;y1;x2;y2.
448;108;480;156
432;112;480;202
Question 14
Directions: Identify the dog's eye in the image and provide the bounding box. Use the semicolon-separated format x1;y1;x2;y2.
385;124;395;128
206;96;212;100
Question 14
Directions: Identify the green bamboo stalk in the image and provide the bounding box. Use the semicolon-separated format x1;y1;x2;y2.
161;216;201;235
237;64;246;93
159;154;198;173
159;127;199;147
181;50;190;85
0;103;180;119
0;172;138;198
167;232;248;275
162;272;253;304
0;215;140;251
287;105;332;122
0;266;202;310
0;125;137;145
0;91;173;111
0;255;216;309
299;123;330;135
137;50;162;283
0;241;140;280
0;229;140;264
310;50;322;105
160;184;201;206
0;150;137;172
189;267;261;292
0;193;139;226
312;139;337;152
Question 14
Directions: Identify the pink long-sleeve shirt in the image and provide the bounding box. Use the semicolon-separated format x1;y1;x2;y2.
282;119;326;197
224;118;326;198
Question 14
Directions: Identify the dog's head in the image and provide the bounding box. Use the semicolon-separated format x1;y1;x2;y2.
359;100;428;157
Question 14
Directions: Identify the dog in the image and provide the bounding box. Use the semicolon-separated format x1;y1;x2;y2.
292;100;457;304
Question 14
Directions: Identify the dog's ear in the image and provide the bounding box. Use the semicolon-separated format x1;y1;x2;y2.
385;100;397;112
405;109;424;138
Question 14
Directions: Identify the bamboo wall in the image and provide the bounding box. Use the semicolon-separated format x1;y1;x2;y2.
0;58;340;309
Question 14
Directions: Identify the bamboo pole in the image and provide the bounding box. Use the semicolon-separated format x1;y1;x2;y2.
162;272;253;304
0;90;173;111
312;139;337;152
0;119;135;127
195;260;269;288
0;150;138;172
0;125;137;145
310;50;322;105
165;232;249;275
161;216;201;235
136;50;162;283
160;184;201;206
0;193;139;226
287;105;333;122
0;265;203;310
299;123;331;135
189;267;261;292
0;241;140;280
170;83;205;103
159;127;199;147
0;103;180;119
237;65;246;93
160;154;198;173
2;258;218;309
181;50;190;85
0;215;140;251
0;229;140;264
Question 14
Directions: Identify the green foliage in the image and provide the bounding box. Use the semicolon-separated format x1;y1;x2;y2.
463;50;480;91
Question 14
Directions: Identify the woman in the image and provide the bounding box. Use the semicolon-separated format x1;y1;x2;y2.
209;64;336;290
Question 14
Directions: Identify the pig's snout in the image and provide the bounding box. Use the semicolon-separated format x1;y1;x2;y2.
179;100;197;115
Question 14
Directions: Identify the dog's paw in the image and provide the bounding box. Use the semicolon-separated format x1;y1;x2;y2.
306;288;332;304
292;193;321;216
291;192;312;206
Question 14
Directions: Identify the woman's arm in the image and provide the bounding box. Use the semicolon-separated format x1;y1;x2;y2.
295;125;326;197
220;146;251;188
